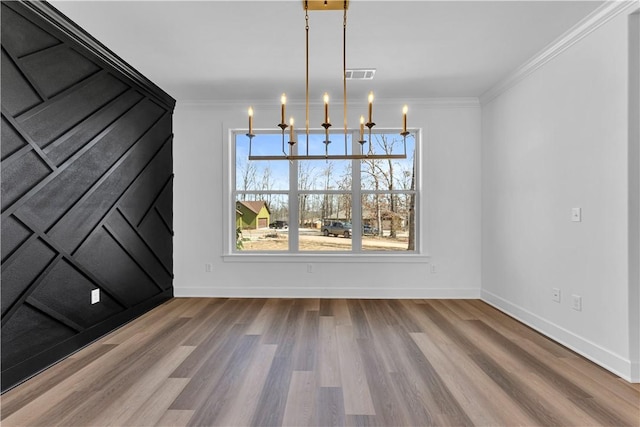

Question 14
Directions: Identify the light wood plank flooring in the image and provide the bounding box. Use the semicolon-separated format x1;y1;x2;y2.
1;298;638;426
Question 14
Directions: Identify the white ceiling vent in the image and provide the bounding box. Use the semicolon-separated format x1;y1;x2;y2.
345;69;376;80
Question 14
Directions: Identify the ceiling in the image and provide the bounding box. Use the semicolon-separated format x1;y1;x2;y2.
50;1;604;102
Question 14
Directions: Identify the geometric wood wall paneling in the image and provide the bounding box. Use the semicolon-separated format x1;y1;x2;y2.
1;115;28;161
1;1;175;392
138;205;174;272
0;237;58;317
1;148;52;210
74;226;165;306
0;48;43;117
154;176;174;231
10;99;166;231
0;215;32;262
20;45;101;99
46;116;173;255
0;4;60;58
17;71;130;148
28;258;124;328
104;208;173;291
44;89;144;166
1;305;78;372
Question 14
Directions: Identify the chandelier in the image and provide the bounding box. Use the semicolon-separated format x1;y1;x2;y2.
246;0;410;161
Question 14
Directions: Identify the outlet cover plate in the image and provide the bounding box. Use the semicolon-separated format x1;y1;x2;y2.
572;295;582;311
571;207;582;222
552;288;561;303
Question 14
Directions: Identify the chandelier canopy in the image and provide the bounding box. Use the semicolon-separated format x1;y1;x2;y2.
246;0;410;160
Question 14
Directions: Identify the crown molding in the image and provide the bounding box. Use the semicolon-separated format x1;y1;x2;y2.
480;0;639;105
396;98;481;108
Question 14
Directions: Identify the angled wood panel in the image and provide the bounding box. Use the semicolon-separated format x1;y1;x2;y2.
1;49;42;116
17;71;130;148
1;116;28;161
20;45;101;99
1;238;57;316
0;5;60;57
1;1;175;392
1;305;77;370
44;89;144;165
0;216;32;262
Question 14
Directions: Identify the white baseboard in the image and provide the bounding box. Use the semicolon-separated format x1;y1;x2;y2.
174;286;481;299
481;290;638;383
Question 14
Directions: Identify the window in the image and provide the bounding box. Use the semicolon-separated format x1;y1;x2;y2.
231;129;418;254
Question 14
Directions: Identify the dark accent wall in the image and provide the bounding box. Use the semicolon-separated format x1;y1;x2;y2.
1;1;176;392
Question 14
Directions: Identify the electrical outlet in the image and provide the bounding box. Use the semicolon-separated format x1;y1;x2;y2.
91;288;100;305
571;207;582;222
430;264;437;274
205;263;212;273
552;288;561;303
572;295;582;311
307;264;313;273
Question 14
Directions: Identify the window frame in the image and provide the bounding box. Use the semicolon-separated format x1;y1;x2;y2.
224;127;426;261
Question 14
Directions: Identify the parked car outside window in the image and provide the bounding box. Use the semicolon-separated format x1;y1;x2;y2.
322;221;352;238
269;220;288;229
362;224;378;235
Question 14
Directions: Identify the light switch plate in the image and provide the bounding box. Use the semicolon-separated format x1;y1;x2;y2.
91;288;100;304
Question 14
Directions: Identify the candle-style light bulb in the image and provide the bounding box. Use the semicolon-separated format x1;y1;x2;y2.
359;115;364;140
281;93;287;124
289;117;294;140
402;105;408;133
368;91;374;124
323;93;329;124
248;106;253;134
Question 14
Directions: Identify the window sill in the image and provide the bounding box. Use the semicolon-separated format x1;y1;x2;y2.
222;253;430;263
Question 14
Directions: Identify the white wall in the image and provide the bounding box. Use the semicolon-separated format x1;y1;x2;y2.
173;100;481;298
171;2;639;382
481;7;639;381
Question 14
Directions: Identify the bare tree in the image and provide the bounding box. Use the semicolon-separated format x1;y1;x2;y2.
376;135;398;238
338;163;352;221
362;134;415;242
260;165;274;211
362;158;383;236
298;162;316;226
321;163;334;220
238;159;257;200
407;149;416;251
364;135;400;237
386;161;397;238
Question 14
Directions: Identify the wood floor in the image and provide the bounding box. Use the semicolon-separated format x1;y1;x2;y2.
2;298;639;427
